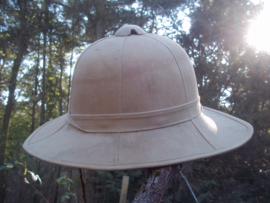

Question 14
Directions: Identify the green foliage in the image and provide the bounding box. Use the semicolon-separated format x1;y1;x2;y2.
57;176;77;203
0;163;14;170
0;160;42;186
90;169;146;202
61;194;70;202
57;176;74;191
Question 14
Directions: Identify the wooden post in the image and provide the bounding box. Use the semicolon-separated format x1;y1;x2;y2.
119;176;130;203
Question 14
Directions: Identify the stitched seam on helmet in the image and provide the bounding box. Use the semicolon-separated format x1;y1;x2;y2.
191;120;216;150
144;34;188;103
69;37;110;114
203;107;253;133
28;122;67;145
28;119;53;144
119;37;127;113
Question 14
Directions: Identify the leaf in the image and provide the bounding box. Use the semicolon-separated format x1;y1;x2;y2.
61;195;70;202
24;178;29;184
0;165;6;170
5;33;10;37
57;177;67;185
5;163;14;169
61;195;66;202
65;178;74;184
57;177;74;186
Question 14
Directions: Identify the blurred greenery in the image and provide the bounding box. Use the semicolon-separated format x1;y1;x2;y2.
0;0;269;202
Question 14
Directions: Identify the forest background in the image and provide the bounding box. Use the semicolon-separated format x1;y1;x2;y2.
0;0;270;202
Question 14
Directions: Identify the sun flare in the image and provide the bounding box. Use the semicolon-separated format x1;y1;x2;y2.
247;1;270;52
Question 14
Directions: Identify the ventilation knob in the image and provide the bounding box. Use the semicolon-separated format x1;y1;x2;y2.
114;24;146;36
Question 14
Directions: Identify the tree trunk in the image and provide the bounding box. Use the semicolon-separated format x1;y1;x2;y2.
40;29;47;126
95;0;106;41
40;0;50;126
95;19;105;41
59;46;64;116
46;30;55;120
67;48;73;111
31;35;40;133
0;58;5;104
67;0;76;112
132;166;177;203
0;0;28;200
53;166;61;203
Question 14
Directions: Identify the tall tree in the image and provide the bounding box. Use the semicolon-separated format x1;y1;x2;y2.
40;0;51;125
0;0;32;200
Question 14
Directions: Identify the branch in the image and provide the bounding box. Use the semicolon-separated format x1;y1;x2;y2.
25;179;49;203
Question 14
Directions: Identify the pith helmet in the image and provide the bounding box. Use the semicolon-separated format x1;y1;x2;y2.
23;25;253;170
